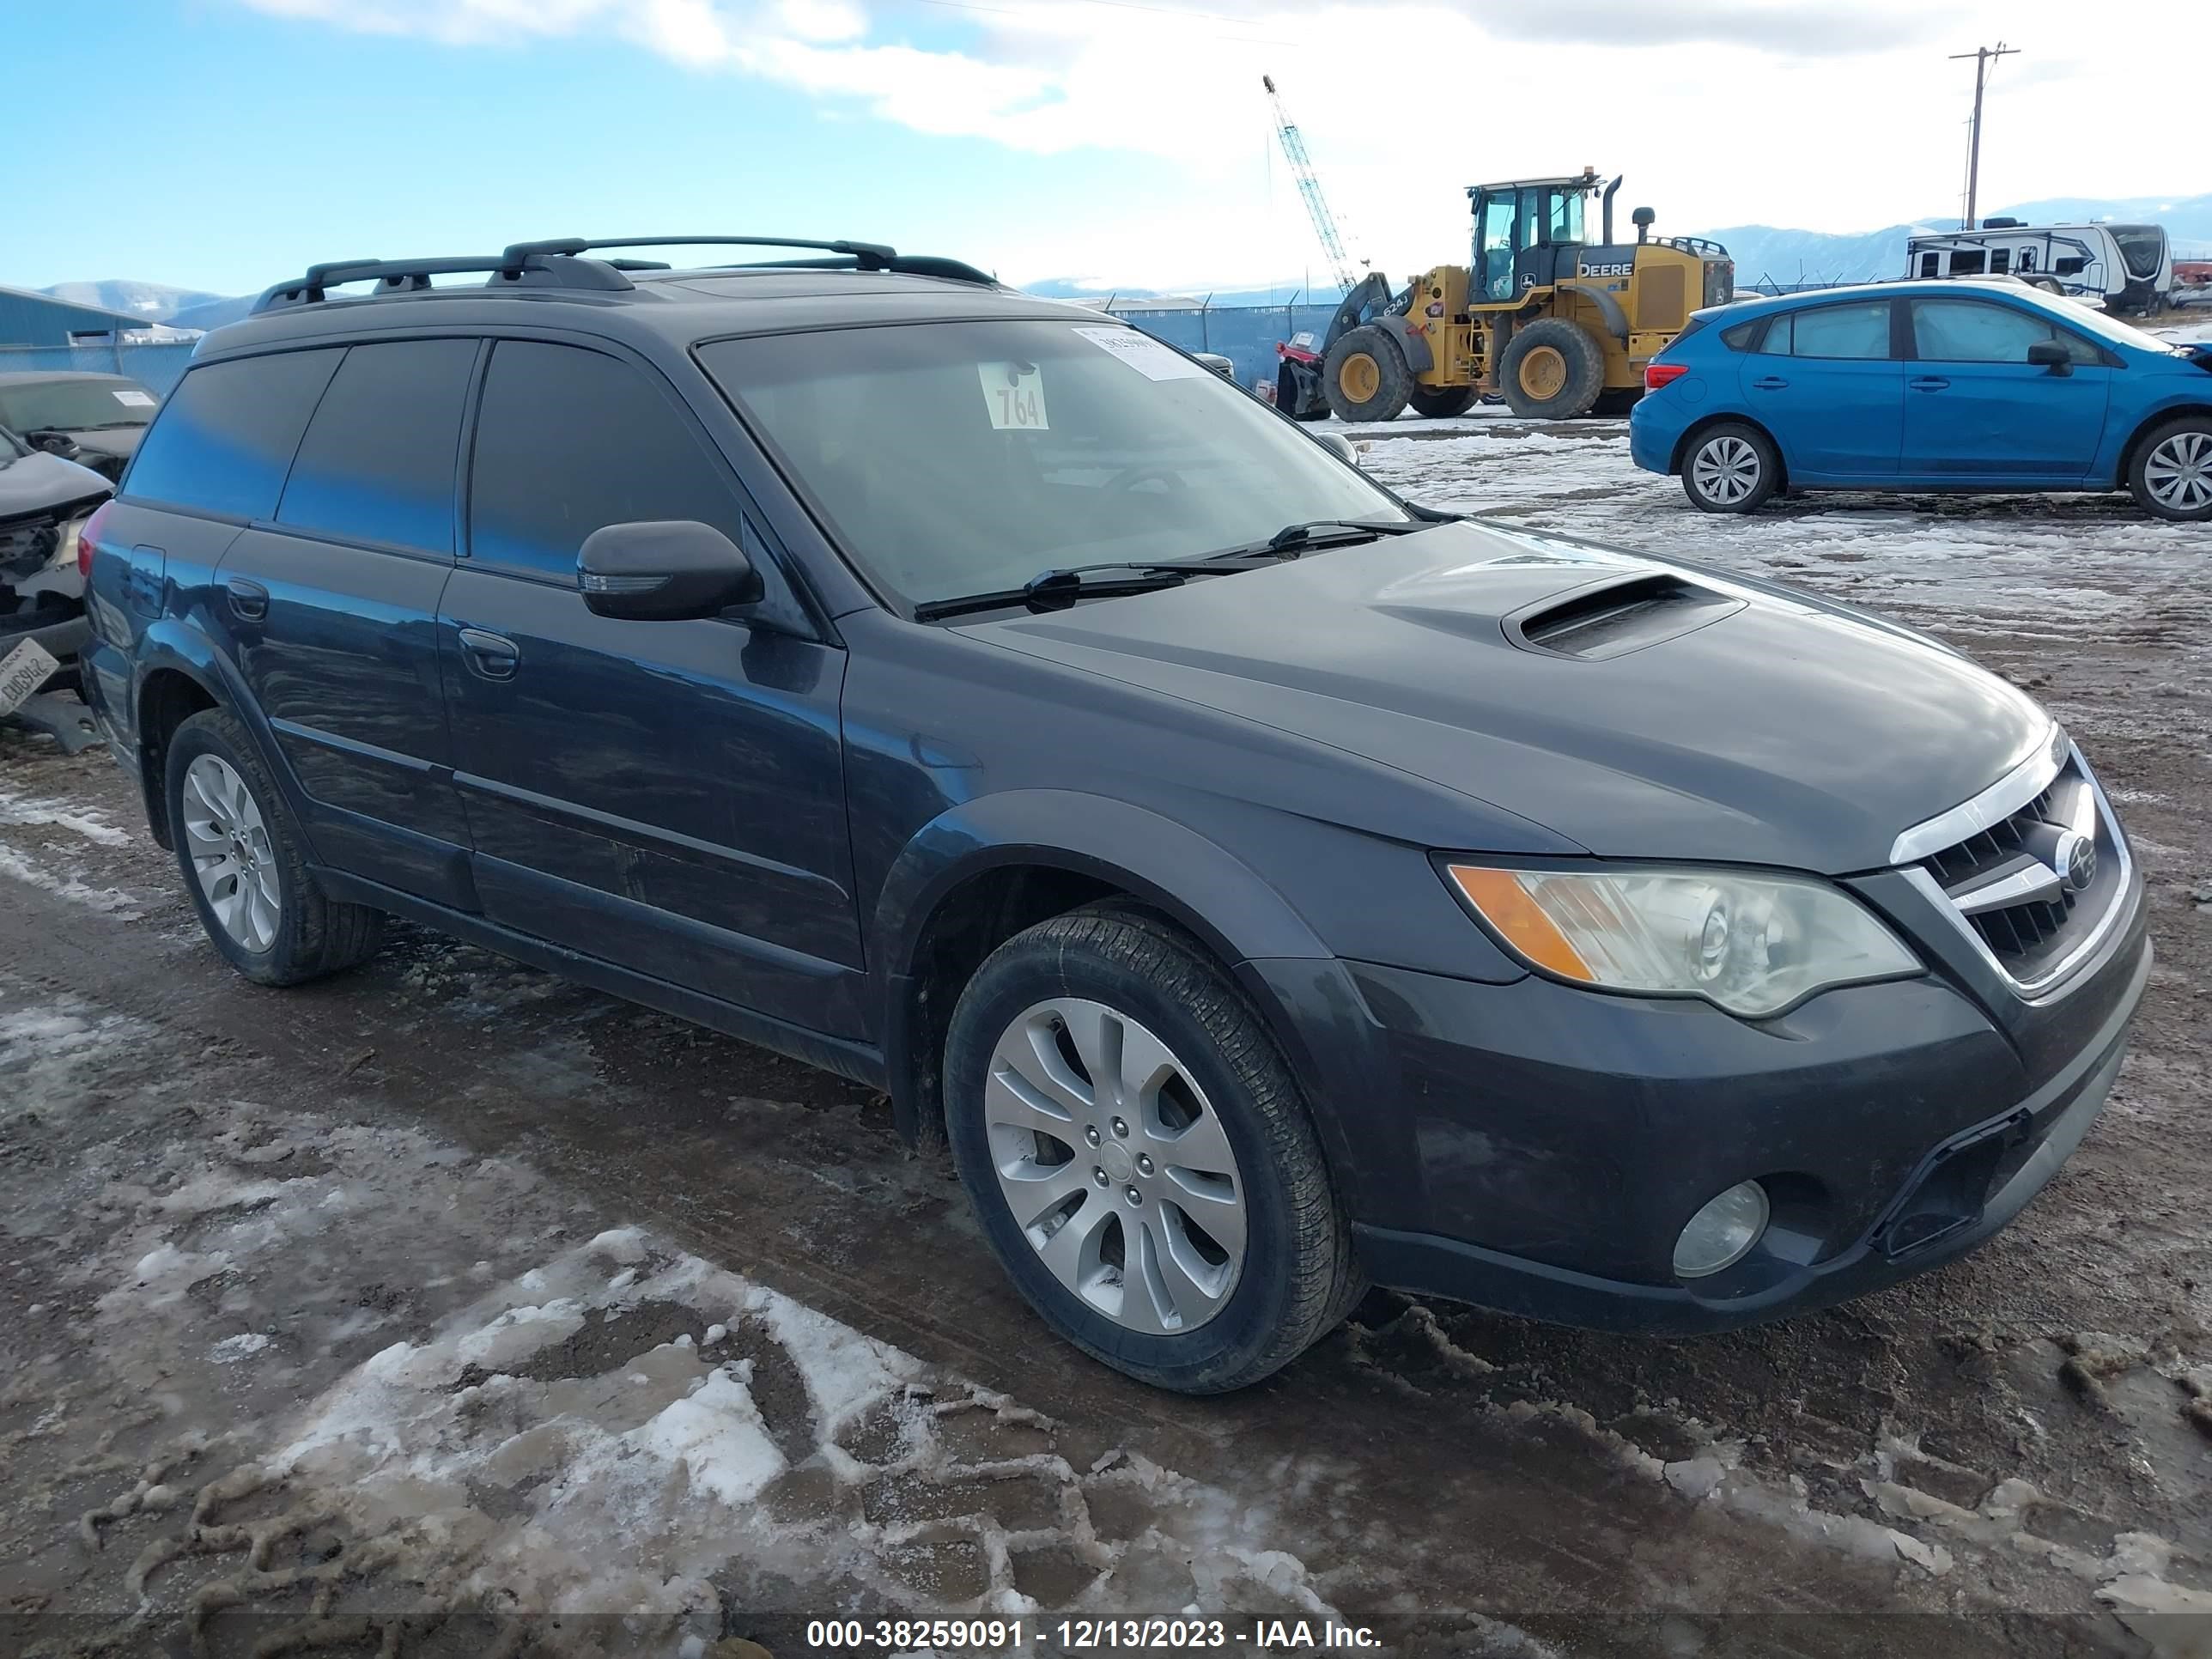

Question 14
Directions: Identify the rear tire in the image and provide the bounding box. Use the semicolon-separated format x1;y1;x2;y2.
2129;416;2212;522
1680;422;1781;514
1408;386;1479;419
1497;319;1606;418
943;904;1363;1394
1322;326;1413;423
165;708;385;987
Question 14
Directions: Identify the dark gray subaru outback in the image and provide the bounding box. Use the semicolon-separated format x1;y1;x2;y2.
77;237;2148;1394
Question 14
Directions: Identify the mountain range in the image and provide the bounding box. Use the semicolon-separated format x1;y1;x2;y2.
40;194;2211;324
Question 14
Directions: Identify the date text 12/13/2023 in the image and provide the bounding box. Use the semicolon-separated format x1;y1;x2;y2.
803;1618;1385;1650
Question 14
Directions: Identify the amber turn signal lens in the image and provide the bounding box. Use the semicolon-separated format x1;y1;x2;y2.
1446;866;1595;982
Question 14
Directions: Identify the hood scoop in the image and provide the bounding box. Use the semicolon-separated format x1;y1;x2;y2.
1506;571;1745;661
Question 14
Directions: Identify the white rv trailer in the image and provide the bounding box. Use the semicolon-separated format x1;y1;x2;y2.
1904;220;2172;313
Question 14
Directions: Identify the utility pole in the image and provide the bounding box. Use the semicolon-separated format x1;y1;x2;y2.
1949;42;2018;230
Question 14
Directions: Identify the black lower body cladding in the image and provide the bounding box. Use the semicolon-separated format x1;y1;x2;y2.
1244;875;2149;1334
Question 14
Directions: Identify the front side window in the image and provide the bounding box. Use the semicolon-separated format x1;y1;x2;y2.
278;340;477;555
123;351;342;519
1911;299;2101;365
1768;302;1893;360
468;342;746;580
699;319;1410;609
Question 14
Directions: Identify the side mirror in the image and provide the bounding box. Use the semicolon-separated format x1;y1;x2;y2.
577;520;763;621
1316;431;1361;468
2026;340;2073;375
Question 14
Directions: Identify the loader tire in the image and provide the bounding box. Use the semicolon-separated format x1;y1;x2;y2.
1498;319;1606;419
1408;386;1480;419
1322;326;1413;423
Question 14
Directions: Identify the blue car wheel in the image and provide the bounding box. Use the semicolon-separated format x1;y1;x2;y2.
1682;422;1781;514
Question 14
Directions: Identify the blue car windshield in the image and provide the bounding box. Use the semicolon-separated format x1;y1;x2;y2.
2000;287;2168;354
698;319;1409;607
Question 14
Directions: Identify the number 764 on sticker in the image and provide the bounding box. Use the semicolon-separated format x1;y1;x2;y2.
977;362;1048;431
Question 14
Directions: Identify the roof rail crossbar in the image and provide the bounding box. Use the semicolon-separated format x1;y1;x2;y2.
501;235;901;271
700;252;1000;287
252;252;635;314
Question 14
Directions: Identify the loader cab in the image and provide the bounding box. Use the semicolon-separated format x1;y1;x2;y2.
1468;173;1601;303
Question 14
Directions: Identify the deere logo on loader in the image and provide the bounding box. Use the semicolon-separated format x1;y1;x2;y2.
1273;168;1730;426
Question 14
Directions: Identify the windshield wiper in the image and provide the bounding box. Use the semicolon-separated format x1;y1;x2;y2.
1190;517;1425;564
913;561;1209;622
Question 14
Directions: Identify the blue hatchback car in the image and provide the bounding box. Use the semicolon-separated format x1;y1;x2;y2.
1630;280;2212;520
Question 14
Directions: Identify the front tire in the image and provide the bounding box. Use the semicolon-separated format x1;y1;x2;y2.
2130;416;2212;521
165;708;385;986
943;905;1362;1394
1322;326;1413;423
1680;421;1781;514
1497;319;1606;418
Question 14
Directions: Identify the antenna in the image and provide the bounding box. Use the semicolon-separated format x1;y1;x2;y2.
1261;74;1362;299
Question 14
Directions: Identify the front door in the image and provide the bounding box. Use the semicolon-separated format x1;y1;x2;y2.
1900;297;2112;482
439;338;865;1036
1741;299;1904;481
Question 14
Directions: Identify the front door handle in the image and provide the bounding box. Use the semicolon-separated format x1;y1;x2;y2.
457;627;520;681
224;577;269;622
1910;376;1952;392
1750;376;1789;391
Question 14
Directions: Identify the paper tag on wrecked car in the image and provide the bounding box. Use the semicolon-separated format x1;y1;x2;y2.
0;637;61;719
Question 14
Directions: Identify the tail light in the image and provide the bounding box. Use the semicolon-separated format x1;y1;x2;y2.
1644;362;1690;391
76;498;114;582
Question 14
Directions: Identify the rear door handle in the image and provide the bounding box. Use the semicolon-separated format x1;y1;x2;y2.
1911;376;1951;392
457;627;520;681
1750;376;1789;391
224;577;269;622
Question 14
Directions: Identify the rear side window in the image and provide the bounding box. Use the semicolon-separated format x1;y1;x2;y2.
123;350;341;519
467;342;743;579
277;340;477;555
1911;300;2102;366
1766;302;1893;361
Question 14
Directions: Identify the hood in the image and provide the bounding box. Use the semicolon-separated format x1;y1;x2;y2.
0;447;112;520
966;520;2048;874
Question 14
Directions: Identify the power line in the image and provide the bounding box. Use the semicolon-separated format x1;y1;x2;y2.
1948;41;2019;230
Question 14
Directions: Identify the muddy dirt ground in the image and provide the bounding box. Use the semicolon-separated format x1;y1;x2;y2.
3;420;2209;1658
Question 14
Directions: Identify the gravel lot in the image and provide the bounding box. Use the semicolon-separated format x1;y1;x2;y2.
3;414;2208;1657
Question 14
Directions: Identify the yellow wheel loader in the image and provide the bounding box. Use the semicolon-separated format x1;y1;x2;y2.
1277;172;1733;424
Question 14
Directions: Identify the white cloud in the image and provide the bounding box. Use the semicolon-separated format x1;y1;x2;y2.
231;0;2204;288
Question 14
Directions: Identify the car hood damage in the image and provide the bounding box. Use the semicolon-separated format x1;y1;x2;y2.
969;520;2049;874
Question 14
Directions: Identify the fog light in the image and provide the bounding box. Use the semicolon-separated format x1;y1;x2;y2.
1674;1181;1769;1279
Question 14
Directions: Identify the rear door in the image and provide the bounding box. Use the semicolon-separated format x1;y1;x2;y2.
1900;297;2112;483
439;337;865;1036
212;338;478;905
1740;299;1904;481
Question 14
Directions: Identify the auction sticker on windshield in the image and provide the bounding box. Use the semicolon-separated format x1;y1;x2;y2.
0;637;61;720
978;361;1049;430
1073;325;1210;381
113;389;157;408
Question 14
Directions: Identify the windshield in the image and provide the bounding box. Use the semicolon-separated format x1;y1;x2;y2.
2002;283;2172;353
0;378;159;434
2110;225;2166;280
699;319;1409;608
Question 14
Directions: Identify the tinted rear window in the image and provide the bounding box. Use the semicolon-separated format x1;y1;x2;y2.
123;351;342;520
277;340;477;555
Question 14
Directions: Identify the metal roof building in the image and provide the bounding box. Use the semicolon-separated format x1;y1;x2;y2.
0;283;149;348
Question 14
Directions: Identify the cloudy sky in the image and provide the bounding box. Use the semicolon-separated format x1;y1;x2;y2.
8;0;2198;296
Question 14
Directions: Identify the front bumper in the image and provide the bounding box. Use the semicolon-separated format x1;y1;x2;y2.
1250;874;2149;1335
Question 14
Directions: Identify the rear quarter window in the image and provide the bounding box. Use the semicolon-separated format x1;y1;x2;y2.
1720;317;1766;350
124;350;343;520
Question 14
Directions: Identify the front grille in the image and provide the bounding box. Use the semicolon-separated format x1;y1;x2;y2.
1916;752;2118;987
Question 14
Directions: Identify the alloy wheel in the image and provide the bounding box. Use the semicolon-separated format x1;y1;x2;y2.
982;997;1246;1334
181;755;282;952
2144;432;2212;514
1692;434;1762;504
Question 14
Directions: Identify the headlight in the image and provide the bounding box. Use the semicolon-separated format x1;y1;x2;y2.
53;514;88;570
1443;863;1920;1018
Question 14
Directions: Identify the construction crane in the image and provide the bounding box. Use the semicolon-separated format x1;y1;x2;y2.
1262;74;1362;298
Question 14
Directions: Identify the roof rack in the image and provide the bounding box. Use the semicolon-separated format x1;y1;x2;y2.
252;251;635;314
501;236;998;287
